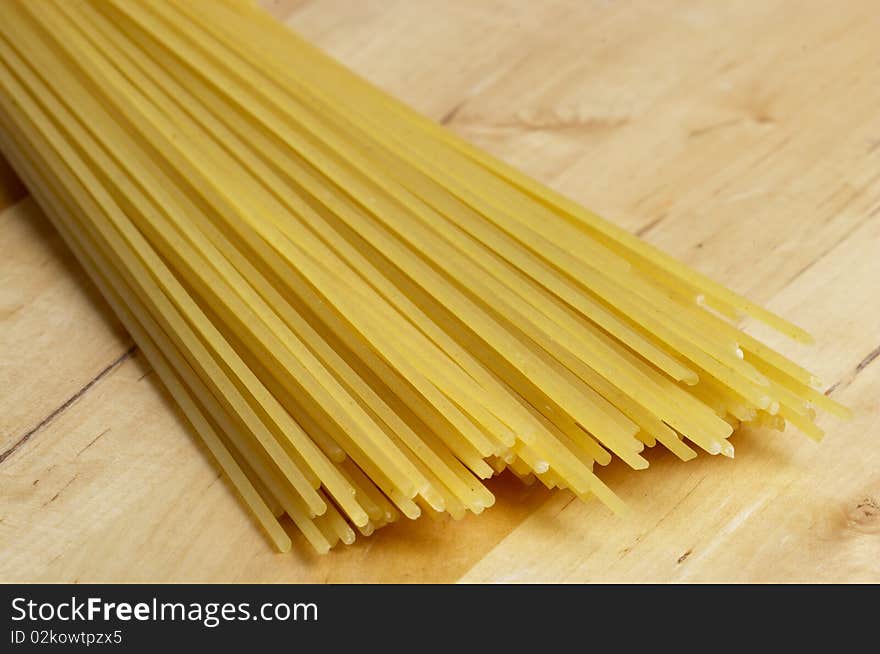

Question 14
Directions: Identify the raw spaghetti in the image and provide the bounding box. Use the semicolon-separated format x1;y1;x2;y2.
0;0;848;553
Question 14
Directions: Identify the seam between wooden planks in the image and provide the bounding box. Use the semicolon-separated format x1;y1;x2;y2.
0;345;137;466
825;344;880;397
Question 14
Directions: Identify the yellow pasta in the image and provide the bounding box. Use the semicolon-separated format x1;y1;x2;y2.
0;0;847;553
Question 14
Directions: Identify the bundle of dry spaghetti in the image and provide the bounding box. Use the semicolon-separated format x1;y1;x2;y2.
0;0;849;553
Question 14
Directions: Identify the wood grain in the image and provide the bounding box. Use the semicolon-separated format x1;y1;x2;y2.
0;0;877;582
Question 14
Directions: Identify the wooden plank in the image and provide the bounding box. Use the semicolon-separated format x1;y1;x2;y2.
0;0;877;582
0;199;133;456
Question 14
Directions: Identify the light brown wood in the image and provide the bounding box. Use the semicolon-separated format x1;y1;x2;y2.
0;0;877;582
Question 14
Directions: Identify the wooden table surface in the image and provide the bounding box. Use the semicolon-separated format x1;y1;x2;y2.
1;0;878;583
